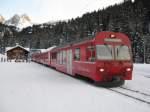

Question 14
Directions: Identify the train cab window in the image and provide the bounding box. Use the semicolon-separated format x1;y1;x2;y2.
86;46;96;62
115;45;131;60
96;45;113;60
74;48;80;61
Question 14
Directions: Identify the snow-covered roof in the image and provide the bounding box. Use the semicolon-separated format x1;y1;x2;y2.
40;46;57;53
40;49;47;53
6;45;30;52
46;46;57;51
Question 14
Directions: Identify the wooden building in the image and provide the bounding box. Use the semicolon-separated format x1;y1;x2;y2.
6;44;29;60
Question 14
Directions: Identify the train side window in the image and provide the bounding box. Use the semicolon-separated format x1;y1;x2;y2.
57;52;60;64
74;48;80;61
57;51;66;64
86;46;96;62
60;51;63;64
62;51;66;64
52;52;56;59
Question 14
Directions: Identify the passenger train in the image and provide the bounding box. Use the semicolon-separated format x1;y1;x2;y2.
32;32;133;87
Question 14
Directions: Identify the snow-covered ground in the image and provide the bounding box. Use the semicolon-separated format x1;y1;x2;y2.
122;64;150;94
0;62;150;112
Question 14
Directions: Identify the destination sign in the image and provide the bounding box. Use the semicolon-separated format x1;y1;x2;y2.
104;38;122;42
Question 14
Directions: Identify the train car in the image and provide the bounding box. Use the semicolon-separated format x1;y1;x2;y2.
33;31;133;87
32;52;42;63
32;46;56;66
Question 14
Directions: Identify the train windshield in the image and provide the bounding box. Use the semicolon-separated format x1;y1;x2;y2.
115;45;131;60
96;45;113;60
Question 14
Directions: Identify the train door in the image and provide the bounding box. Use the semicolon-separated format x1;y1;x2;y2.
67;49;72;75
48;52;51;65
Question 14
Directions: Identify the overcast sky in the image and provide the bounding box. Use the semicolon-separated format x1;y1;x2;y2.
0;0;127;23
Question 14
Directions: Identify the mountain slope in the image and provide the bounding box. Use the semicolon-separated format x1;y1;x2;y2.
0;15;5;23
5;14;32;30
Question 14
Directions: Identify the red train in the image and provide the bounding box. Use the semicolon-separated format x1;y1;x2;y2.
32;32;133;87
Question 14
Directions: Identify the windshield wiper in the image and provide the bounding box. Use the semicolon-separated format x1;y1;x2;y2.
116;44;124;57
104;43;113;56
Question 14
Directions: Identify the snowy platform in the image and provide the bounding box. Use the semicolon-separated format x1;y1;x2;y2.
0;62;150;112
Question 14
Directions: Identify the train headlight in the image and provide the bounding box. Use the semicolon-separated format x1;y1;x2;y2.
99;68;105;72
110;34;115;38
126;68;131;72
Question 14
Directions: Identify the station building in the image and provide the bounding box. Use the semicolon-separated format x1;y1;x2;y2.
6;44;30;60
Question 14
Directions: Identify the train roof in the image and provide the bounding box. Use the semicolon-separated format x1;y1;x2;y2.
51;31;130;51
40;46;57;53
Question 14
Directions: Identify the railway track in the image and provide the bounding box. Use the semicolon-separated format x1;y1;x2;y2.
144;76;150;79
108;87;150;105
120;87;150;97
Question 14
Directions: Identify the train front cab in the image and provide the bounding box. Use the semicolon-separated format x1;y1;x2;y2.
93;32;133;86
